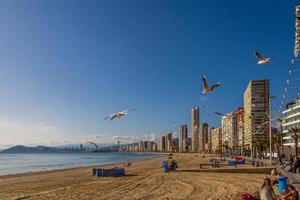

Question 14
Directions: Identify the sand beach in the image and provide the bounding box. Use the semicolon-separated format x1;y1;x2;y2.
0;153;268;200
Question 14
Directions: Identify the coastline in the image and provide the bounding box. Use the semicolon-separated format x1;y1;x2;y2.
0;153;164;178
0;153;267;200
0;152;164;177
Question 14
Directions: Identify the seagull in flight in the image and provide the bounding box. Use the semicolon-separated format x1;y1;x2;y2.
102;109;135;121
254;51;271;64
202;76;221;95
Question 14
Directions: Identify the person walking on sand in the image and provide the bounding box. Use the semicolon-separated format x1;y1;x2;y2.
260;178;276;200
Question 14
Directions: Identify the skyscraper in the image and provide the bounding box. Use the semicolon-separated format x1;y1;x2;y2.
282;99;300;154
244;79;270;151
202;123;209;152
179;125;188;152
207;126;213;153
160;136;166;152
191;107;200;152
235;107;244;153
165;133;173;152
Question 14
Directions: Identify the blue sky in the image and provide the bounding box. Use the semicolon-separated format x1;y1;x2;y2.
0;0;297;146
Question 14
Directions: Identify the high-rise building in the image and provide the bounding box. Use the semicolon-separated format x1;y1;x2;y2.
152;143;158;152
166;133;173;152
198;124;203;151
211;128;222;153
236;107;244;152
160;136;166;152
207;126;213;153
202;123;209;152
145;141;152;152
191;107;200;152
179;125;188;152
139;141;145;152
221;112;237;151
244;80;270;151
282;99;300;155
202;123;209;145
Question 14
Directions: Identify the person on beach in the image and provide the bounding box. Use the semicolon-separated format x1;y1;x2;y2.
289;157;300;173
260;178;276;200
277;185;298;200
282;155;294;171
169;160;177;170
278;154;283;166
241;192;259;200
272;172;283;185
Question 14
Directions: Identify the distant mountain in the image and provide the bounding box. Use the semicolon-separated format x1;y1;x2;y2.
1;145;79;153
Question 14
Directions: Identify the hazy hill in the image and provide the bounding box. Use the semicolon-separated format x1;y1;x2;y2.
1;145;75;153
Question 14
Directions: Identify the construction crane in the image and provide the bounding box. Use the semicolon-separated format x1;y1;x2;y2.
86;141;98;151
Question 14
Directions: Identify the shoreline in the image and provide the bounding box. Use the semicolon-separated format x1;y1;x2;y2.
0;153;164;178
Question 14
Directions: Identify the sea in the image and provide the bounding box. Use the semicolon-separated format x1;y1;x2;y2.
0;152;161;175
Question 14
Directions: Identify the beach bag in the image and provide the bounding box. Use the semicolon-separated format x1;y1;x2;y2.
241;193;259;200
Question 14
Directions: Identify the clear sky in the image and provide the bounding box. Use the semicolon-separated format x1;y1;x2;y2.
0;0;297;147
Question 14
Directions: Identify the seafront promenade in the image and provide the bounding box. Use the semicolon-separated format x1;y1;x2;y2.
0;153;268;200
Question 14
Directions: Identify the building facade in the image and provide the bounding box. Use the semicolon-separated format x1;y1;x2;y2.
282;99;300;154
207;126;213;153
138;141;145;152
191;107;200;152
165;133;173;152
202;123;209;148
244;80;270;152
212;127;222;153
179;125;188;152
236;107;244;152
160;136;166;152
221;112;237;151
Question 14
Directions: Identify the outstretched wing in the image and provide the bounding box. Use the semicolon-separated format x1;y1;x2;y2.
121;108;136;113
209;82;221;91
110;114;118;121
214;112;225;116
202;76;208;89
102;116;111;121
254;51;265;60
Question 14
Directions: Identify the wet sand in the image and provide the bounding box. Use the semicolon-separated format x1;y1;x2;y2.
0;153;268;200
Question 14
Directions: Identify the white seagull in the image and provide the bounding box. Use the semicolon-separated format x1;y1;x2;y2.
254;51;271;64
202;76;221;95
102;109;135;121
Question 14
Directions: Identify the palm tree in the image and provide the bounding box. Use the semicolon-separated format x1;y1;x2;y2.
223;141;229;157
253;139;268;155
289;127;299;156
275;116;283;155
273;134;282;156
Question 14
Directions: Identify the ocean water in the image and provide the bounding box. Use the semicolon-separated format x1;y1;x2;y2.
0;152;160;175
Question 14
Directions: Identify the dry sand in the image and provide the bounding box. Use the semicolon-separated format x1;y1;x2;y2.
0;153;269;200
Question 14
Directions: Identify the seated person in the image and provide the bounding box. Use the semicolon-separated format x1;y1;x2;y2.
212;159;220;168
289;157;300;173
260;178;276;200
272;172;283;185
169;160;177;170
282;155;294;170
277;185;298;200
